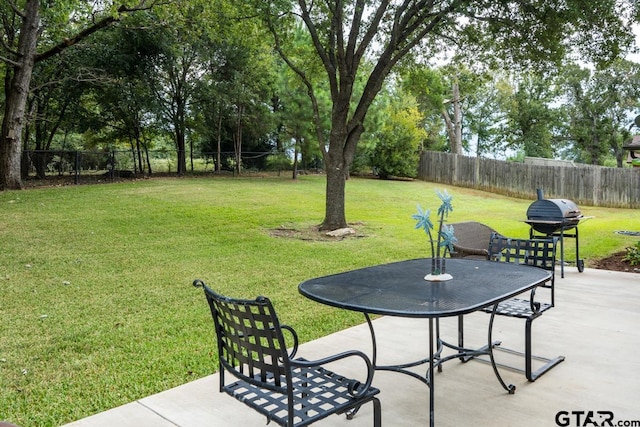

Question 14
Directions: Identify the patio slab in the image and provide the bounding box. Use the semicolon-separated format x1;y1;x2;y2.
62;267;640;427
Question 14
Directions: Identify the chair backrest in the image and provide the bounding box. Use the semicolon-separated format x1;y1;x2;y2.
487;233;558;274
450;221;498;258
195;281;291;394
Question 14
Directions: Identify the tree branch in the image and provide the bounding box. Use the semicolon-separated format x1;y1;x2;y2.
0;54;20;67
0;35;19;56
35;1;158;63
298;0;338;98
6;0;25;19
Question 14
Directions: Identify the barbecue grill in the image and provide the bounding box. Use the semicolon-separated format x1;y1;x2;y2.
525;189;586;277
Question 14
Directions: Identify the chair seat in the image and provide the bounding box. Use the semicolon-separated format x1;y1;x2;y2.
223;360;380;427
481;298;552;318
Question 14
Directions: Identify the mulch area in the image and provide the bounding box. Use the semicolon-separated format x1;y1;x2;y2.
591;251;639;274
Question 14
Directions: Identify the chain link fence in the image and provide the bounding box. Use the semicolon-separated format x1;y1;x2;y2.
23;149;295;185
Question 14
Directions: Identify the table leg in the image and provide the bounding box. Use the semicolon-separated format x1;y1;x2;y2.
429;318;435;427
364;313;379;368
365;313;511;426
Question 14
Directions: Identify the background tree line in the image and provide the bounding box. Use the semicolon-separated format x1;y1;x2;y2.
2;1;639;228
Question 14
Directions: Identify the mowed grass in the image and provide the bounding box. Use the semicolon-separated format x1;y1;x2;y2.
0;175;637;426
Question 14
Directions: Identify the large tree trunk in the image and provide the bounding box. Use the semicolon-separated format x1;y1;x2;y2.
322;164;348;230
442;82;463;154
175;126;186;175
216;107;222;174
452;82;463;154
0;0;40;190
320;120;364;231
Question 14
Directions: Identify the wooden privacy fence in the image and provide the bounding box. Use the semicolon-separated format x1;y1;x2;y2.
418;151;640;208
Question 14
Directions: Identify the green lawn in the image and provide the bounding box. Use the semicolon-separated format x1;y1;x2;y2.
0;175;637;426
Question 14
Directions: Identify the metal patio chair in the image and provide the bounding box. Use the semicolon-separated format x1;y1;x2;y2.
478;233;565;381
193;280;382;427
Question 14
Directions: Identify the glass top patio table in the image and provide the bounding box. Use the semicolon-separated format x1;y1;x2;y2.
298;258;552;427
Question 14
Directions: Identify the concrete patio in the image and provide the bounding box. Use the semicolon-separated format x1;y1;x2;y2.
63;267;640;427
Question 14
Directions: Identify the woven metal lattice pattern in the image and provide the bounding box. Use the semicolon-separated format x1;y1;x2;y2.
224;363;375;427
210;294;288;388
488;234;557;271
482;297;552;318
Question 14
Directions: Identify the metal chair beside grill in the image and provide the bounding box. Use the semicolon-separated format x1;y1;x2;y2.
193;280;382;427
479;233;565;381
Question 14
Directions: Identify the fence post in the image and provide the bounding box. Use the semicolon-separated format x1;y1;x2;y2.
474;156;480;186
74;151;80;185
593;166;600;206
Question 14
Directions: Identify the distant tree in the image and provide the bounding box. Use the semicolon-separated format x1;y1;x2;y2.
463;76;503;158
495;72;564;159
370;92;425;179
400;66;449;152
558;60;640;166
401;65;492;156
190;4;278;175
0;0;158;190
26;53;81;179
79;18;163;175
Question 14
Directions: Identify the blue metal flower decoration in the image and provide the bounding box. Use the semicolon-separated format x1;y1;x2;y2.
412;204;434;234
413;189;457;279
437;189;453;218
439;223;458;252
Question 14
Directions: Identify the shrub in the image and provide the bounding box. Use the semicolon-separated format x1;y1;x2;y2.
622;241;640;266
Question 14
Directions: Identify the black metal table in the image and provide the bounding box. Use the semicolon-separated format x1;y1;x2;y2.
298;258;552;427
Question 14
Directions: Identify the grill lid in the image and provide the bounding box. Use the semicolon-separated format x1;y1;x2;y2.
526;189;582;224
527;198;582;222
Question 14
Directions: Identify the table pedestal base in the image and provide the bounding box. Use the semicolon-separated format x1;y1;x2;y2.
363;307;516;427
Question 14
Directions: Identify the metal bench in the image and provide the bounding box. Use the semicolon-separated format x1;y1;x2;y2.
193;280;382;427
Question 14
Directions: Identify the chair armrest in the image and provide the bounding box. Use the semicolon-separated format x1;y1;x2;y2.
280;324;299;359
290;350;375;397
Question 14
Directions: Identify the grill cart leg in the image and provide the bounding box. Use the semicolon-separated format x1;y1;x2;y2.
559;228;565;278
575;226;584;272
